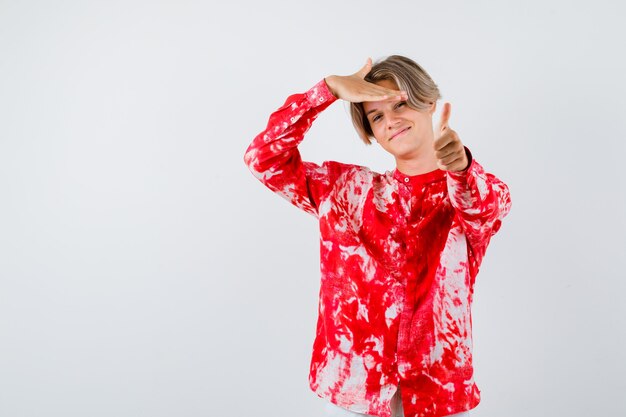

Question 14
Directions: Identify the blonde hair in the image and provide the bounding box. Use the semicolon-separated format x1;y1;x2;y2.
349;55;442;145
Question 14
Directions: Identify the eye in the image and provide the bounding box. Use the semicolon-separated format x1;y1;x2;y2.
372;114;382;123
394;101;407;110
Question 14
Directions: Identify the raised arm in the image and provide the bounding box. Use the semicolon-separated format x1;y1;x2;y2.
243;58;406;216
432;102;512;262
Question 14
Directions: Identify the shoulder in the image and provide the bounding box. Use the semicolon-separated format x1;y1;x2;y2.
319;161;388;184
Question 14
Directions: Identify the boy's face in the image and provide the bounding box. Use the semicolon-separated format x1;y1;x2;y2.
362;79;436;160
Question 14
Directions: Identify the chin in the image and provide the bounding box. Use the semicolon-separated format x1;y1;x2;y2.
387;142;421;159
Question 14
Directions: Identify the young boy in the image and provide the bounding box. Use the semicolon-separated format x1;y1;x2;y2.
244;55;511;417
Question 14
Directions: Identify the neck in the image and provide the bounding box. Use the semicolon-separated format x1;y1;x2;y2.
394;138;439;176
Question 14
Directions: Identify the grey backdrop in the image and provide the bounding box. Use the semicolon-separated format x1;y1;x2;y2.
1;1;625;416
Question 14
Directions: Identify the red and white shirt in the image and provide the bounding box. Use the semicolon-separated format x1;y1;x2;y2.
244;79;511;417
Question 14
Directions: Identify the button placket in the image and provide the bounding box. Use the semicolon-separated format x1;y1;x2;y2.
397;181;412;219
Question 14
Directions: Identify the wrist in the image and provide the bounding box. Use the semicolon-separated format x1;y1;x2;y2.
324;75;339;98
461;147;472;171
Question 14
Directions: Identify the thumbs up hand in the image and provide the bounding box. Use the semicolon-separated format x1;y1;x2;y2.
433;102;469;172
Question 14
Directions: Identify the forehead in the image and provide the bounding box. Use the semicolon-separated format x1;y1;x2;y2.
362;78;401;113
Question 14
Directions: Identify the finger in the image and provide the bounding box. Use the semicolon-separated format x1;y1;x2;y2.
362;87;393;100
385;89;408;99
445;156;469;172
356;57;373;79
438;154;465;171
433;130;455;151
362;80;406;96
359;87;407;102
434;139;463;159
359;94;389;102
438;102;452;132
360;94;408;103
369;86;408;100
438;149;464;166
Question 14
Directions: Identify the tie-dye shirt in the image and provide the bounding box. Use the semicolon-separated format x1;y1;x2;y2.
243;79;511;417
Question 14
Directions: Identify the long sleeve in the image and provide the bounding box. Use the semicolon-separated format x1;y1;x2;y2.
243;79;338;217
446;149;512;272
245;99;504;414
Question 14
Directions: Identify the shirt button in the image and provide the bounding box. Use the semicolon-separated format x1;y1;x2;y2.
319;97;325;102
404;177;409;183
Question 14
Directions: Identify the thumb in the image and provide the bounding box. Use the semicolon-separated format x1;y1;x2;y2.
355;57;373;79
438;102;452;132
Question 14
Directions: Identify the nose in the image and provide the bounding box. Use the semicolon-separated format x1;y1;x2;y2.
386;112;401;129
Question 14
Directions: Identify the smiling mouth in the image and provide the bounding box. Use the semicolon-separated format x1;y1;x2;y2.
389;127;410;141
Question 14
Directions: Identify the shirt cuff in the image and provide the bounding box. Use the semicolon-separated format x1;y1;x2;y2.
306;78;338;107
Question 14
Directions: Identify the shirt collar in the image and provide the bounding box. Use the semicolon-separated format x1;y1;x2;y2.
393;167;446;186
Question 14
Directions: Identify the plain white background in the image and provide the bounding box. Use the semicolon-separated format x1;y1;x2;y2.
1;1;625;416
